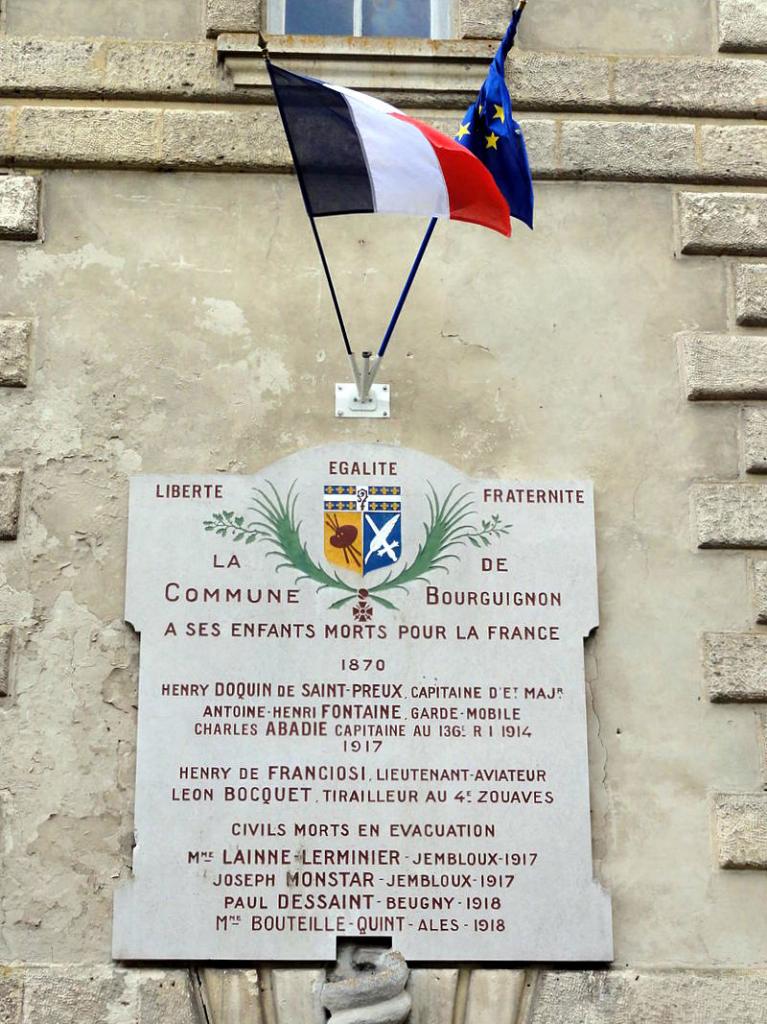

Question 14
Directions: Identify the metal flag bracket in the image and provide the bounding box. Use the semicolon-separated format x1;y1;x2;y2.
336;352;389;418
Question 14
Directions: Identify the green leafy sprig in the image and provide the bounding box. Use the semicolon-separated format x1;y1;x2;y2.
466;513;513;548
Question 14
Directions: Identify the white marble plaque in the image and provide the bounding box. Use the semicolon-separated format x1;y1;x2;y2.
113;445;612;961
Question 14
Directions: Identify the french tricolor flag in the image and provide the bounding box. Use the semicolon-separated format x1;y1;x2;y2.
269;64;512;238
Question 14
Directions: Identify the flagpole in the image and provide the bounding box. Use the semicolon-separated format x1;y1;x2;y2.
377;216;438;359
262;36;353;359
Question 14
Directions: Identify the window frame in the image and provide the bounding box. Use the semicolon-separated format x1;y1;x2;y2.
266;0;452;40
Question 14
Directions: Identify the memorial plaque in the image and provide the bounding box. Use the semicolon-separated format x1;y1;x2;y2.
113;445;612;961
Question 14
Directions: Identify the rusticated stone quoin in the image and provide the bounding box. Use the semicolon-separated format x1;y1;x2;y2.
743;409;767;474
760;713;767;788
677;192;767;256
0;175;40;239
718;0;767;53
735;265;767;327
704;633;767;702
692;485;767;549
700;126;767;185
678;333;767;401
0;626;13;697
750;560;767;622
714;793;767;869
0;318;32;387
0;468;23;540
527;969;767;1023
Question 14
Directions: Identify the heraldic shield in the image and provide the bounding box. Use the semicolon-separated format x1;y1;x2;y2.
323;485;402;576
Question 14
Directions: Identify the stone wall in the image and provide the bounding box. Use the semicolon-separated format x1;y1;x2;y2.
1;0;767;1021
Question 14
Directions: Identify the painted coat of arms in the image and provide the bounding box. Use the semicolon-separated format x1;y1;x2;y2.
204;481;509;617
323;485;401;575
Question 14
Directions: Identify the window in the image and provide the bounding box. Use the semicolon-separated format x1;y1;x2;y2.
267;0;451;39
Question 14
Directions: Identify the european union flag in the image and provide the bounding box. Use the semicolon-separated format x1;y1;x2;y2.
456;7;534;229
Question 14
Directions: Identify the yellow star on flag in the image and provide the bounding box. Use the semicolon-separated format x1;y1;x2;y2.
485;132;500;150
493;104;506;124
456;123;471;140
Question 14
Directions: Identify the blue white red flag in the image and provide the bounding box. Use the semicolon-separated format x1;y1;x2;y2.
268;63;511;236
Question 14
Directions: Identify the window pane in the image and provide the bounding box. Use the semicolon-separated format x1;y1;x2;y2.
363;0;431;37
285;0;354;35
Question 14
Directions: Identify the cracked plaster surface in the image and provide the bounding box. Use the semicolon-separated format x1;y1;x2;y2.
0;171;762;966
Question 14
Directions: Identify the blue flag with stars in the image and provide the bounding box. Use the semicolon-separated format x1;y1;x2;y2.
456;8;534;229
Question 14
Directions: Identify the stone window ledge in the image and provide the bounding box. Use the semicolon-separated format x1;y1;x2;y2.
218;33;498;93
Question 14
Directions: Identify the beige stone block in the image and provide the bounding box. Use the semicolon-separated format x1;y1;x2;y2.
5;0;200;40
15;107;160;167
560;121;697;181
701;125;767;183
751;560;767;622
161;108;288;170
704;633;767;701
136;971;199;1023
735;264;767;326
104;41;230;100
614;56;767;117
743;409;767;473
0;626;11;697
517;117;557;176
677;192;767;256
0;971;23;1024
509;53;611;111
715;793;767;868
22;967;133;1024
206;0;261;36
199;969;264;1024
271;970;325;1024
0;468;23;540
409;969;460;1024
0;319;32;388
0;108;12;158
759;712;767;788
528;969;767;1022
719;0;767;52
678;333;767;401
0;37;103;95
464;970;526;1024
460;0;513;39
0;176;40;240
693;485;767;549
517;0;711;56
